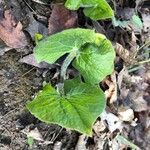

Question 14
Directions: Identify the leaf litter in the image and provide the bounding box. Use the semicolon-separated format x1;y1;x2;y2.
0;9;28;49
0;0;150;149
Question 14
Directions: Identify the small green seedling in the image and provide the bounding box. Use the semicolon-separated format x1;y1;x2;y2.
27;28;115;136
34;33;43;45
65;0;114;20
27;136;34;149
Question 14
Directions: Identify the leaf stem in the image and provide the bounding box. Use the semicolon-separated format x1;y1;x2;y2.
60;50;77;82
57;50;77;96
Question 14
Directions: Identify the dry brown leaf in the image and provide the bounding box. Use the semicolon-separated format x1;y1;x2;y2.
19;54;53;68
115;43;136;64
129;91;149;112
48;4;77;35
118;107;134;122
75;135;88;150
101;111;123;132
21;127;52;145
104;72;117;104
0;10;28;48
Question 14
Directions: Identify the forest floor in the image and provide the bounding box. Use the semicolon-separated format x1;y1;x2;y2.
0;0;150;150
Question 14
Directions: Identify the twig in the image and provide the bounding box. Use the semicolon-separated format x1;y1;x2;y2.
138;59;150;64
32;0;50;6
23;0;37;14
138;40;150;51
21;67;35;77
51;127;63;142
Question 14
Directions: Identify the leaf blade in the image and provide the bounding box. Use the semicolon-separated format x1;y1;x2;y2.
27;80;105;136
65;0;114;20
73;35;115;84
34;28;96;63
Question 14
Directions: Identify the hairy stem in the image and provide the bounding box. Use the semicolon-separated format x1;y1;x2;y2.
57;50;77;96
60;50;77;81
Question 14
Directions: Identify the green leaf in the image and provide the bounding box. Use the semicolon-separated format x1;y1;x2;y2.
73;34;115;84
27;79;105;136
27;137;34;148
34;28;115;84
34;33;43;45
83;0;114;20
65;0;114;20
112;17;130;28
112;15;143;30
65;0;81;10
131;15;143;29
34;28;96;64
116;135;140;150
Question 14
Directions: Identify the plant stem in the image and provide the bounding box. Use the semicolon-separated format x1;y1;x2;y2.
60;50;77;82
57;50;77;96
138;59;150;64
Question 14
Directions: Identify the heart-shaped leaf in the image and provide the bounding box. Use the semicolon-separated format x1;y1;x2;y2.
65;0;114;20
27;79;105;136
34;28;96;64
65;0;81;10
73;35;115;84
34;28;115;84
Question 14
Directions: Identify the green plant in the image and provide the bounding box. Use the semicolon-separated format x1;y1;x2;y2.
112;15;143;29
27;28;115;136
65;0;114;20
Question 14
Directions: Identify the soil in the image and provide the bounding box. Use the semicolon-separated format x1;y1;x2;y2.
0;0;150;150
0;50;80;150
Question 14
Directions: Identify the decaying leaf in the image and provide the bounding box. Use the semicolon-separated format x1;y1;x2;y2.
21;127;52;145
48;4;77;35
93;120;106;134
101;111;123;133
19;54;53;68
0;10;28;48
75;135;88;150
25;13;48;39
119;66;149;112
129;91;148;112
104;72;117;104
115;43;136;64
0;40;12;55
142;12;150;33
118;107;134;122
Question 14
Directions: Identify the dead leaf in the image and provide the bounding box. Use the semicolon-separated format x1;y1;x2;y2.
142;12;150;33
119;67;149;112
129;31;138;52
101;111;123;133
21;127;53;145
0;10;28;48
115;43;136;64
25;12;48;38
116;7;135;20
75;135;88;150
19;54;53;68
104;72;117;104
48;4;77;35
129;91;148;112
118;107;134;122
53;141;63;150
0;40;12;55
93;120;106;134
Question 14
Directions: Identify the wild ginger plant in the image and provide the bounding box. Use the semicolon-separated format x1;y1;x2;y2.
27;28;115;136
26;0;115;137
